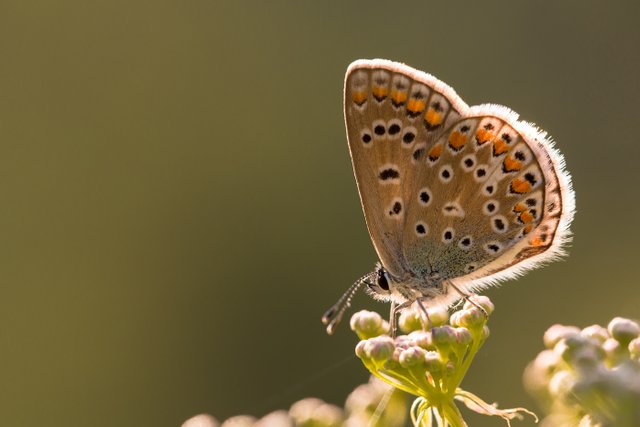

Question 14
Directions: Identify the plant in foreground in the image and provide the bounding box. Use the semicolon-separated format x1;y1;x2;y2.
351;296;536;426
182;375;408;427
183;296;537;427
524;317;640;427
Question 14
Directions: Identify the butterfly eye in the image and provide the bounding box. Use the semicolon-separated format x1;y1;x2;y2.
376;269;390;291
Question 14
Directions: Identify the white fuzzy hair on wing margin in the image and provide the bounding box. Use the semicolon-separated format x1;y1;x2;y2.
468;103;521;125
346;59;471;116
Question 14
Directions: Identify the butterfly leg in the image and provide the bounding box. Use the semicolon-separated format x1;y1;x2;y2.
388;301;397;337
447;281;488;318
388;300;412;338
416;298;434;331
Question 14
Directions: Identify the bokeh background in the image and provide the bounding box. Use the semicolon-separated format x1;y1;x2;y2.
1;1;639;426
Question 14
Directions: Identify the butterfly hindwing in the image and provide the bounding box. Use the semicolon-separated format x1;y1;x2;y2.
401;114;550;283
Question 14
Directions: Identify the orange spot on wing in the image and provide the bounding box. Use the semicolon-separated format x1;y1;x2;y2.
503;155;522;172
428;143;443;161
523;224;533;235
510;178;532;194
519;210;534;224
448;131;467;150
352;91;367;105
475;128;494;145
372;86;388;99
493;139;509;155
531;236;545;246
391;90;408;105
407;98;426;114
513;203;527;213
425;108;442;126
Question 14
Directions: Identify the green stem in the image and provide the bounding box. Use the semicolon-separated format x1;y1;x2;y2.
449;329;485;389
406;368;439;397
370;368;428;397
441;401;467;427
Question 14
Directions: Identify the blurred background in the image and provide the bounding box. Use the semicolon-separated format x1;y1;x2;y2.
1;1;639;426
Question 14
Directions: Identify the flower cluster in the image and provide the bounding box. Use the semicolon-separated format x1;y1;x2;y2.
524;317;640;426
351;296;535;426
182;376;407;427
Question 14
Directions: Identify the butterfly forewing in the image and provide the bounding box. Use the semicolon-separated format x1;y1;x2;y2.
344;60;466;279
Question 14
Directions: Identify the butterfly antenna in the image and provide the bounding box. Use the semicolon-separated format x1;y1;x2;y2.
322;272;373;335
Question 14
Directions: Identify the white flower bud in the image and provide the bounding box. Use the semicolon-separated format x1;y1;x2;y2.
363;336;395;364
399;347;428;368
254;410;293;427
463;295;494;316
182;414;219;427
544;324;580;349
350;310;387;339
221;416;257;427
608;317;640;346
581;324;609;344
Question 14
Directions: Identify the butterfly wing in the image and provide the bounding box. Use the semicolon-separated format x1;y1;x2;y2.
343;59;467;278
401;109;575;294
344;59;575;297
458;107;574;292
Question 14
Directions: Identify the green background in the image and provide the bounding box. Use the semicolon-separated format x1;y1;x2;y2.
1;1;639;426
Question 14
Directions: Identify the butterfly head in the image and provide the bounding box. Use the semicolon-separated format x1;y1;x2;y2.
365;264;393;297
365;263;448;305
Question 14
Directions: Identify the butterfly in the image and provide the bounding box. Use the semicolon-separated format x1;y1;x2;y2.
323;59;575;334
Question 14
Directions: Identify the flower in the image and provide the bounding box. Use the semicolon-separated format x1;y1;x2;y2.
352;296;535;426
196;376;407;427
524;317;640;427
289;398;343;427
344;376;407;427
182;414;220;427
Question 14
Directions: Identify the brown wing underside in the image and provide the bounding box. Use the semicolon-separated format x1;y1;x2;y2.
344;62;566;285
344;65;463;278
